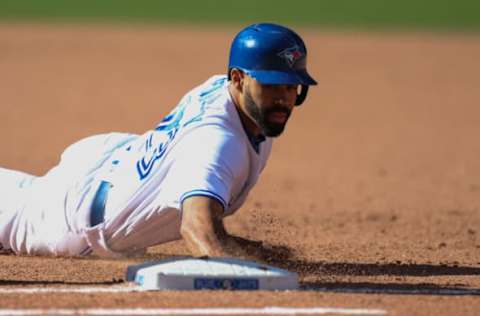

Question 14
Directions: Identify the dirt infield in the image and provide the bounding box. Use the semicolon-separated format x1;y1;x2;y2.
1;24;480;315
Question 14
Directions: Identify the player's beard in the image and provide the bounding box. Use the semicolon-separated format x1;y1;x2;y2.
244;88;291;137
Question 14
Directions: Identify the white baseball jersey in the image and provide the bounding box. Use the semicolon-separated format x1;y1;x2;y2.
0;75;273;257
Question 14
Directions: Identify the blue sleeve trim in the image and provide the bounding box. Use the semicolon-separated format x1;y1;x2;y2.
180;189;227;210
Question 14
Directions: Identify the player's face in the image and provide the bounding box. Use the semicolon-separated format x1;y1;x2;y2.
243;77;298;137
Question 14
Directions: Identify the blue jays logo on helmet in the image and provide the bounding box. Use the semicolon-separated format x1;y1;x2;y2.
277;45;304;68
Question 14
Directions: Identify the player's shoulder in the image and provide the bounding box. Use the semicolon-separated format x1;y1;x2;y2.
184;75;229;111
177;75;241;132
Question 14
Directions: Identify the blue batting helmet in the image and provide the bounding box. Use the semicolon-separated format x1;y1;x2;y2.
228;23;317;105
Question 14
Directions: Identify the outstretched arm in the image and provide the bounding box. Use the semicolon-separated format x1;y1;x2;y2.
180;196;250;258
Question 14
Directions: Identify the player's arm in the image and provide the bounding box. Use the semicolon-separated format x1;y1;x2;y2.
180;196;247;258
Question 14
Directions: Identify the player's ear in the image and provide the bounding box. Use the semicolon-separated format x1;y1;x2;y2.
229;68;244;92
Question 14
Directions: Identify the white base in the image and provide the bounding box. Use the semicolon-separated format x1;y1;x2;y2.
126;257;298;291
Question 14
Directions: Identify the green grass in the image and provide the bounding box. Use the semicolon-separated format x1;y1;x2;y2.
1;0;479;31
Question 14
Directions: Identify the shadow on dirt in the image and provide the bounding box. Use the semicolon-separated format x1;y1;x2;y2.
234;236;480;277
235;237;480;277
301;281;480;295
282;261;480;277
234;236;480;295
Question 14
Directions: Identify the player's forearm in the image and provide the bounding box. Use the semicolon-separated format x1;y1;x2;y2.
180;196;231;257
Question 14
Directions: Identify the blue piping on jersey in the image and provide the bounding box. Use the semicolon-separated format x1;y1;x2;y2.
180;189;227;210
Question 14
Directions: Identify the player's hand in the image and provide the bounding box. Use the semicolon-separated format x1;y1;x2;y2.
181;196;267;261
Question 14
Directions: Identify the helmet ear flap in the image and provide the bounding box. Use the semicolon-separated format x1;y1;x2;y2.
295;85;309;106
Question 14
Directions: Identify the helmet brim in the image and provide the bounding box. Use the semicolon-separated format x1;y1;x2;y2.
246;69;317;86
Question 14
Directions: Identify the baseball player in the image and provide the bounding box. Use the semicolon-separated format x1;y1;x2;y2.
0;23;317;258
